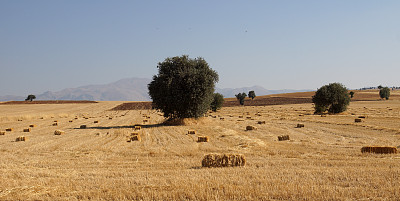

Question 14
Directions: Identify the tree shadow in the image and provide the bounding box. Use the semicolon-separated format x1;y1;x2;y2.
72;122;173;130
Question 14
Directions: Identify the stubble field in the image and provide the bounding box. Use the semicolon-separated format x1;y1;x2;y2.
1;91;400;200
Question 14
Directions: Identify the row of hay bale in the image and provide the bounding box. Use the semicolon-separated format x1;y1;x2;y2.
187;130;209;142
127;126;142;142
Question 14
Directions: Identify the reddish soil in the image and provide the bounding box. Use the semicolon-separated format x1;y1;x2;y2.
0;100;98;105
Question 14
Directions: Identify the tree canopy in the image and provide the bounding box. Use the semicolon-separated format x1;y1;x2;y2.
312;83;350;114
148;55;219;119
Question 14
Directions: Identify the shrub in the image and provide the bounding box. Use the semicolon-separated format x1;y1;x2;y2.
379;87;390;100
148;55;219;119
235;92;247;105
210;93;224;112
312;83;350;114
25;94;36;101
349;91;355;98
248;91;256;100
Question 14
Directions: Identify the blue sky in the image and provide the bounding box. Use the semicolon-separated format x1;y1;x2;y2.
1;0;399;96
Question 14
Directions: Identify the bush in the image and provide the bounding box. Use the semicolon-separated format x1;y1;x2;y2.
210;93;224;112
235;92;247;105
25;94;36;101
312;83;350;114
148;55;219;119
379;87;390;100
248;91;256;100
349;91;355;98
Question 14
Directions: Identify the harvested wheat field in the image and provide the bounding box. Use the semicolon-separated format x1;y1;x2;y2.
1;91;400;200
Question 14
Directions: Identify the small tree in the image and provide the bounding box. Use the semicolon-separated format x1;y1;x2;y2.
349;91;355;98
235;92;247;105
25;94;36;101
248;90;256;100
312;83;350;114
379;87;390;100
148;55;219;119
210;93;224;112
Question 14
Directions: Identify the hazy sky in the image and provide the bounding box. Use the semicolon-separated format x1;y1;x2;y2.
1;1;399;96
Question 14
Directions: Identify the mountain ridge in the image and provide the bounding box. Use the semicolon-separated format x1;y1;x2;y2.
0;77;311;101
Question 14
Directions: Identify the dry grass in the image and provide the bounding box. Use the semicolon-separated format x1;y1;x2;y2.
1;99;400;200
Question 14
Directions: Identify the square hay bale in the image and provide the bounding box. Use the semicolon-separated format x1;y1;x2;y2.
358;116;366;119
220;117;225;120
52;122;58;126
246;126;257;131
23;128;31;132
246;116;252;119
54;130;65;135
127;132;141;142
54;120;58;122
109;117;113;120
80;125;87;129
202;153;246;168
188;130;196;135
278;135;290;141
6;128;13;132
0;131;6;135
143;119;149;123
257;121;266;124
296;124;305;128
197;136;209;142
94;121;99;123
238;116;243;118
134;126;141;131
321;115;327;117
16;136;27;142
69;120;73;123
355;118;362;123
361;146;397;154
29;124;36;128
74;117;79;119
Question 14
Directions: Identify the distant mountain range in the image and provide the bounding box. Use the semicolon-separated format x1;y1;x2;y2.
0;77;311;102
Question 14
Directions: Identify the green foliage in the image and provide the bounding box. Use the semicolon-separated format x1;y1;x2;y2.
25;94;36;101
148;55;219;119
312;83;350;114
210;93;224;112
378;85;383;89
235;92;247;105
349;91;355;98
379;87;390;100
248;90;256;100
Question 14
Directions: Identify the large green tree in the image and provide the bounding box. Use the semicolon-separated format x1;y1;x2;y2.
148;55;219;119
312;83;350;114
379;87;390;100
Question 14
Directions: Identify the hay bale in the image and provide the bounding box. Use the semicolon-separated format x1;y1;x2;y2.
52;122;58;126
296;124;305;128
127;132;141;142
361;146;397;154
197;136;209;142
220;117;225;120
94;120;99;123
355;118;362;123
6;128;13;132
16;136;27;142
54;130;65;135
278;135;290;141
188;130;196;135
54;120;58;122
0;131;5;135
358;116;366;119
29;124;36;128
201;153;246;168
134;126;141;131
246;126;257;131
69;120;73;123
143;119;148;123
257;121;266;124
238;116;243;118
23;128;31;132
80;125;87;129
109;117;113;120
321;115;327;117
246;116;252;119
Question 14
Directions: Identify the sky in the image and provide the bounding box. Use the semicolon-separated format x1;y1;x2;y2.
1;0;400;96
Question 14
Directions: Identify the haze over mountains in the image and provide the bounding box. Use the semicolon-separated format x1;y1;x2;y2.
0;77;311;102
